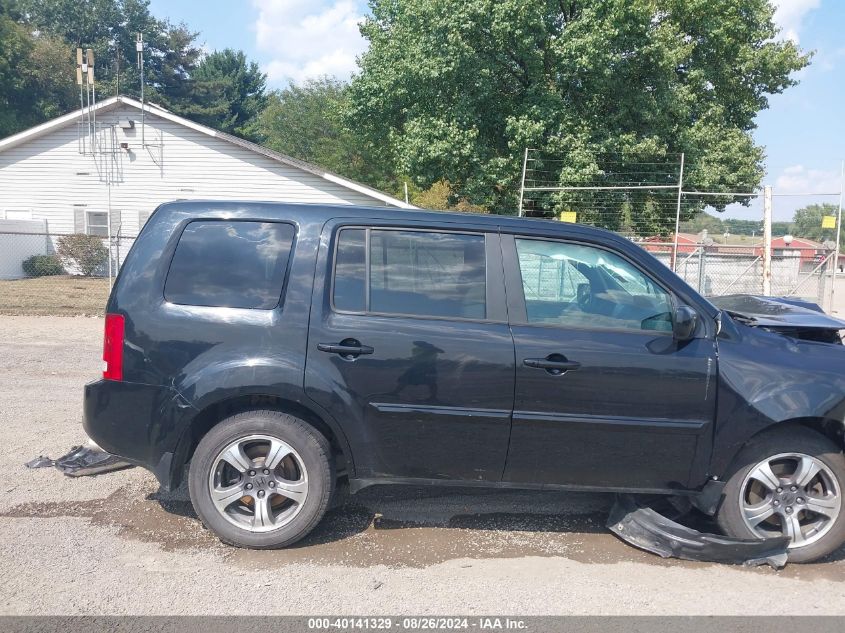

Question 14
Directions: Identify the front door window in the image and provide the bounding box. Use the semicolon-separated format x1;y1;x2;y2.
515;238;673;333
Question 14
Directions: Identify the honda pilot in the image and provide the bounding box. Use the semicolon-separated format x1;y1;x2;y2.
84;201;845;562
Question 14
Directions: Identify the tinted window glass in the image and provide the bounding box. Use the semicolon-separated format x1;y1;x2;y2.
332;229;487;319
165;221;295;309
333;229;366;312
516;239;672;332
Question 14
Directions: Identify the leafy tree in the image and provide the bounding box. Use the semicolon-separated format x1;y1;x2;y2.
0;1;76;137
146;22;202;108
259;77;395;189
680;211;727;235
183;49;267;140
16;0;162;100
6;1;268;138
792;203;842;244
349;0;809;230
413;180;487;212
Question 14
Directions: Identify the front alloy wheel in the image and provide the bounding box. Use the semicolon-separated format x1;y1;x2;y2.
717;427;845;563
740;453;841;548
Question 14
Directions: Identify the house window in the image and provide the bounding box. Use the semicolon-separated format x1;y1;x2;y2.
4;209;32;220
86;211;109;237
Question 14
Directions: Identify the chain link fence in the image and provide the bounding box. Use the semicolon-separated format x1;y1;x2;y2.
0;228;136;280
518;149;843;310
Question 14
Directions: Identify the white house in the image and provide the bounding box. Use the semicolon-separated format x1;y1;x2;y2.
0;95;412;278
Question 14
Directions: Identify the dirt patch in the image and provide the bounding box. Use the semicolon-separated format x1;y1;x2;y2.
0;481;644;568
0;275;109;316
5;479;840;578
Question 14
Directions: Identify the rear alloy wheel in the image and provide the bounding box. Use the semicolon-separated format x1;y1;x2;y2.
208;434;309;532
189;410;333;548
717;427;845;563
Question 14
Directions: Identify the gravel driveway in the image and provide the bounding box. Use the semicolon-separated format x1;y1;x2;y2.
1;315;844;615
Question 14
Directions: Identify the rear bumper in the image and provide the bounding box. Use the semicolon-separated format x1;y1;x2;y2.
82;379;195;489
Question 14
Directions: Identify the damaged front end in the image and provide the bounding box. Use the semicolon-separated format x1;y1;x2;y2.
710;294;845;345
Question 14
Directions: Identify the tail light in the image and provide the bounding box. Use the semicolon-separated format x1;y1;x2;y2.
103;313;125;381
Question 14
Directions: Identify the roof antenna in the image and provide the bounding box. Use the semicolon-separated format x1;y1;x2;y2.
136;33;145;147
115;44;120;97
76;47;85;154
76;47;96;155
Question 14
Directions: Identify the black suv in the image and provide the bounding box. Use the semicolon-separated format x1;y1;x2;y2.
84;201;845;562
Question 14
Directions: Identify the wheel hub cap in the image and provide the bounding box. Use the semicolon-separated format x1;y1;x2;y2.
207;434;309;533
740;452;841;549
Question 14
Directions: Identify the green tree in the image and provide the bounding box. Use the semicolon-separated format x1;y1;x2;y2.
348;0;809;228
16;0;162;99
413;180;487;212
680;211;726;235
0;1;76;137
792;203;842;244
259;77;394;189
6;0;268;138
184;49;267;140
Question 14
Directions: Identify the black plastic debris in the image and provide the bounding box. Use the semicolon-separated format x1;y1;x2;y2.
608;494;790;569
25;441;134;477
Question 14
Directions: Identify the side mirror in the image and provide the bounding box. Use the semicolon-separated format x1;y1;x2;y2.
673;306;697;341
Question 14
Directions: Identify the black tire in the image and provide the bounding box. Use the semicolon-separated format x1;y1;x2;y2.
188;410;334;549
716;426;845;563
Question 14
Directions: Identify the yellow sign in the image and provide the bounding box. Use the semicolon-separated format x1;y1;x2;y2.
822;215;837;229
559;211;577;223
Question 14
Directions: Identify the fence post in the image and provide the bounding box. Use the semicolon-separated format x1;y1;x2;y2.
829;161;844;313
672;153;685;272
762;185;772;296
517;148;529;217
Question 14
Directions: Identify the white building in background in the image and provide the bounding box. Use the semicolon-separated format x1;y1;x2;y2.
0;95;412;279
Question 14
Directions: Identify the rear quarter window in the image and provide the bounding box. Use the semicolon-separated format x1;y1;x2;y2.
164;220;295;309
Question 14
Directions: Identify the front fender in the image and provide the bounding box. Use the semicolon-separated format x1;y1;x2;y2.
711;322;845;477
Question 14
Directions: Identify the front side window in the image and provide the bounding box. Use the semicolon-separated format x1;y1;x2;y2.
165;220;295;309
515;238;673;332
333;228;487;319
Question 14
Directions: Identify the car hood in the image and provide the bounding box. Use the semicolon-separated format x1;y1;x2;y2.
709;294;845;330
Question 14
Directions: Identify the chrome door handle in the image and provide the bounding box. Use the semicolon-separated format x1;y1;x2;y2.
523;357;581;375
317;341;374;357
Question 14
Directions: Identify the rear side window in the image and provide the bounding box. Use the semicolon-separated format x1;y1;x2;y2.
165;221;295;309
333;228;486;319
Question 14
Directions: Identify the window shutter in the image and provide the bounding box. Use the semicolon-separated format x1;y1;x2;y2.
110;209;122;237
73;207;86;234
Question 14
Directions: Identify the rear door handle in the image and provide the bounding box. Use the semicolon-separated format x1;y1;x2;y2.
317;341;374;357
523;356;581;375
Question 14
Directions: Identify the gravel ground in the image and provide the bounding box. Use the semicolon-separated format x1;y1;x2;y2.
1;315;845;616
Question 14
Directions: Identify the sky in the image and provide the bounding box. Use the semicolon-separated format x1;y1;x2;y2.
147;0;844;221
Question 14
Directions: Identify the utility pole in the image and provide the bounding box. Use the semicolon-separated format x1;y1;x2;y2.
517;148;529;217
672;153;685;272
762;185;773;296
137;33;145;147
829;161;844;313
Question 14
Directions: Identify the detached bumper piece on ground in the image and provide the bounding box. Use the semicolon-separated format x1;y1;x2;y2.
608;494;790;569
25;441;133;477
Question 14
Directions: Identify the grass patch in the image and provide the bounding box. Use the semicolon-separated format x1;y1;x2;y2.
0;275;110;316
